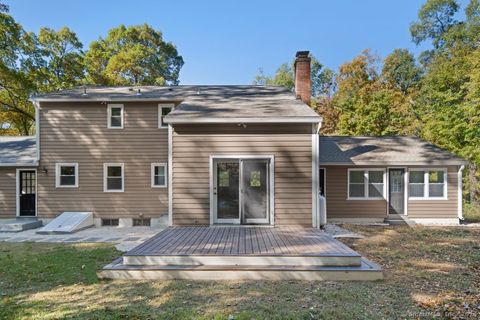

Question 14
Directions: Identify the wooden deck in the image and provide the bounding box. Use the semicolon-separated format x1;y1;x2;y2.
98;226;383;280
126;226;359;257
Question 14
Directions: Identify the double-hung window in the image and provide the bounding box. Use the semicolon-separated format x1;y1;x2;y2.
409;169;447;199
107;104;124;129
348;169;386;199
158;104;173;128
55;163;78;188
151;163;167;188
104;163;124;192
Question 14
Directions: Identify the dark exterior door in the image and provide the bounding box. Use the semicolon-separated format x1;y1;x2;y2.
242;160;269;224
19;170;36;216
389;169;404;215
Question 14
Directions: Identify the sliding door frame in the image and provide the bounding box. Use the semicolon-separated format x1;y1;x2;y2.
209;155;275;226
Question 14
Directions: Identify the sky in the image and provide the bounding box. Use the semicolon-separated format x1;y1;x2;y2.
5;0;468;85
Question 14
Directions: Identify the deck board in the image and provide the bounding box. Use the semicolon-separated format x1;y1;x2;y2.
126;226;360;257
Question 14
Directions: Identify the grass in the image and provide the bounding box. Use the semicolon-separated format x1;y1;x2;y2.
464;202;480;222
0;226;479;319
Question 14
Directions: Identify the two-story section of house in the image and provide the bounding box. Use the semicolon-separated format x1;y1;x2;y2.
33;95;176;227
29;82;321;227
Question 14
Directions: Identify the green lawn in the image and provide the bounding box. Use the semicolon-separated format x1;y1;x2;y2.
1;226;479;320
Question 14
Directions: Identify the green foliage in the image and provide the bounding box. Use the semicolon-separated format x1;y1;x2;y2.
0;7;183;134
382;49;422;93
32;27;85;92
0;4;36;134
410;0;460;48
332;50;417;136
254;63;295;90
85;24;184;86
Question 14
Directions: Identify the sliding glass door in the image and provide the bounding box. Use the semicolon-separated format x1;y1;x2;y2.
213;158;270;225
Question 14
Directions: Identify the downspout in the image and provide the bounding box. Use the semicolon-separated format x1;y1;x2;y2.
34;100;40;165
316;118;327;228
168;124;173;226
458;165;465;220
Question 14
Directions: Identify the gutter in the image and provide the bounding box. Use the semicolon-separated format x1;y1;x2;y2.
164;117;322;124
458;165;465;220
0;162;38;167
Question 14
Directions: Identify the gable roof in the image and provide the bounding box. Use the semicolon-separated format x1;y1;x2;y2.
31;85;322;124
0;136;37;166
319;136;468;166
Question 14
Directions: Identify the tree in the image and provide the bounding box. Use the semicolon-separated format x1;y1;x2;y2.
85;24;184;86
333;50;417;136
410;0;460;48
254;63;294;90
409;0;480;203
382;49;422;93
1;1;86;135
29;27;85;92
0;3;36;135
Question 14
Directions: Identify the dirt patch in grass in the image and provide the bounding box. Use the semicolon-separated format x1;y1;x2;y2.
1;226;479;319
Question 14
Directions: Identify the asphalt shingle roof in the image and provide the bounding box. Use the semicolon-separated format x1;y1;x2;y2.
319;136;468;166
0;136;37;165
31;85;322;123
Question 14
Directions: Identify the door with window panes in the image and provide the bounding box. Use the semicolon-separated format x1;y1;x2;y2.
213;158;270;224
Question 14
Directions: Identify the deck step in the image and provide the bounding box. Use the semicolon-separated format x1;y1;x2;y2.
123;254;362;267
98;258;383;281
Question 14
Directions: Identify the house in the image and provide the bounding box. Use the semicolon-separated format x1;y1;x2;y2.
0;51;468;228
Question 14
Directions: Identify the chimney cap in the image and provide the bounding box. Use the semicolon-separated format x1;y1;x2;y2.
295;51;310;58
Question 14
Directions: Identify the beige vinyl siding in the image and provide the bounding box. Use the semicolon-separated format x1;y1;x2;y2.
407;166;458;219
323;166;387;219
37;102;169;219
172;124;313;226
0;168;16;218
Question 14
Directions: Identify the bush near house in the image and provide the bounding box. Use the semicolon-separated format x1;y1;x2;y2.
464;202;480;222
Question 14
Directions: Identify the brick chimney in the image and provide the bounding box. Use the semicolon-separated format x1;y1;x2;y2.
294;51;311;105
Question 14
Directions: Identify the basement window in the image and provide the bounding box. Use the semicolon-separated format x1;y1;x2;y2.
101;218;119;226
133;218;151;227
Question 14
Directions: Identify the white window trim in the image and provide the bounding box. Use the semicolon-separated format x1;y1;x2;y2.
408;168;448;200
151;162;168;188
107;104;124;129
158;103;174;129
103;163;124;192
55;163;79;188
347;168;386;200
